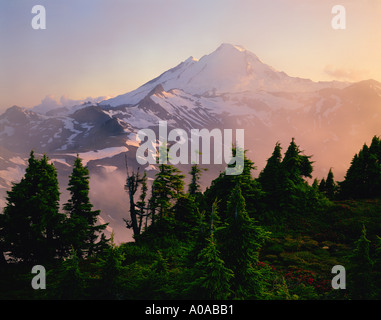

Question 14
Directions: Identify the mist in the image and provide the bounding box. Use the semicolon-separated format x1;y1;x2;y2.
88;169;133;244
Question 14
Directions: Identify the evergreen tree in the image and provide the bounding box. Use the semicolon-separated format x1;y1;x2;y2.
311;178;319;191
150;250;171;298
217;185;270;298
281;139;318;215
204;148;262;221
50;248;86;299
186;207;208;267
348;226;374;299
2;151;66;263
139;151;186;243
64;155;108;258
258;142;283;193
340;153;364;198
190;233;234;299
188;164;206;195
257;142;287;215
258;139;318;219
318;178;326;193
324;169;336;199
150;162;185;222
340;136;381;199
95;234;126;299
173;194;199;240
373;236;381;299
282;138;313;185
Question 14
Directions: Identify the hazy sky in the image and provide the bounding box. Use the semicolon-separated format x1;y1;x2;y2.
1;0;380;112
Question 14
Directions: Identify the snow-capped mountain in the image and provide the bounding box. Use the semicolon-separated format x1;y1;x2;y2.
1;43;381;242
101;43;346;107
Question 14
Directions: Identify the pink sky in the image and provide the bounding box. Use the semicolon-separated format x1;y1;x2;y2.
1;0;380;112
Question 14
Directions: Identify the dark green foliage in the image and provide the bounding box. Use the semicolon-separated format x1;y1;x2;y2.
318;178;326;193
63;155;109;258
258;142;283;193
5;136;381;300
340;136;381;199
258;139;328;224
48;248;86;299
189;234;234;300
95;235;126;299
204;147;263;222
188;164;206;195
347;226;374;299
151;162;185;222
282;138;313;184
373;236;381;299
2;151;66;263
217;185;270;298
321;169;336;199
258;141;288;215
148;250;174;298
279;138;314;210
172;194;199;240
186;207;209;266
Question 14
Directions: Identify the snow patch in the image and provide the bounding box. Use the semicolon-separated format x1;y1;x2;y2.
0;126;15;137
9;157;26;166
51;158;71;167
59;117;83;150
98;216;113;233
67;147;128;165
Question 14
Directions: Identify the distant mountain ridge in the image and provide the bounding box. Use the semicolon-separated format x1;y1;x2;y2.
1;43;381;242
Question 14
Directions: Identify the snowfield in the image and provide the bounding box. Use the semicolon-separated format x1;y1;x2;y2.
66;147;128;165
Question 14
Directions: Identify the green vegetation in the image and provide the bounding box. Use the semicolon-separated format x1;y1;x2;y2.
2;137;381;300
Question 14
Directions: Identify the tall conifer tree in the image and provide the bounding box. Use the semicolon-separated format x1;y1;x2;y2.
348;226;374;299
217;185;269;298
324;168;336;199
2;151;65;263
340;136;381;199
188;164;206;195
204;148;262;221
64;155;108;258
258;142;283;193
150;162;185;222
191;233;234;299
282;138;313;185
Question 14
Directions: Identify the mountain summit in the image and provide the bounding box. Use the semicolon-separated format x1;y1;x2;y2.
1;44;381;242
101;43;346;107
1;43;379;176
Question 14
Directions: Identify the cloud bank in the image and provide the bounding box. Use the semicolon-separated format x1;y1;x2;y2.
32;94;113;115
324;65;369;82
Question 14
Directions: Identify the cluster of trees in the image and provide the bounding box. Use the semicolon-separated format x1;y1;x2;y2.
256;138;325;220
318;169;336;200
340;136;381;199
124;137;329;240
309;136;381;201
1;136;381;299
0;151;109;265
116;139;333;299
